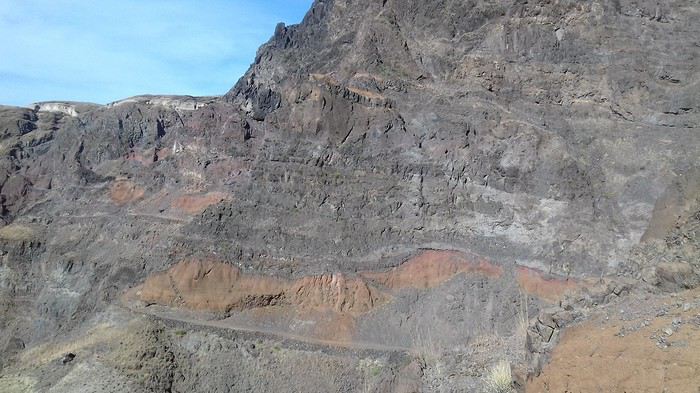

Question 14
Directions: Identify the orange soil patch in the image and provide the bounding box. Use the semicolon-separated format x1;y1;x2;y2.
310;73;385;101
170;192;229;214
361;250;503;290
109;180;145;205
134;259;385;314
290;274;381;313
516;267;579;303
528;302;700;392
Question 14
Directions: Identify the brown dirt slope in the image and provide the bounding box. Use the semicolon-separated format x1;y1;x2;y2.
517;267;579;304
361;250;503;289
528;288;700;393
109;180;145;205
134;259;385;314
170;192;229;215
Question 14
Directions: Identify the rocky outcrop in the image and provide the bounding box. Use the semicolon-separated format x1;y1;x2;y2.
623;200;700;291
641;169;700;243
31;102;99;117
134;250;512;315
525;278;634;377
0;0;698;391
170;192;229;215
525;306;579;377
209;0;700;281
109;180;145;205
528;287;700;392
516;267;579;304
108;95;217;111
134;259;386;314
361;250;503;289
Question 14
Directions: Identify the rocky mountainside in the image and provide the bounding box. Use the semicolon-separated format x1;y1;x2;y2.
0;1;698;392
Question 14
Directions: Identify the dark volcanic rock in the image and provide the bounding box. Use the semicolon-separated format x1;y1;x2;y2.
0;0;699;391
218;0;700;279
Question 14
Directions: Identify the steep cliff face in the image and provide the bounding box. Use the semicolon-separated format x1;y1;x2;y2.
221;0;699;277
0;0;699;391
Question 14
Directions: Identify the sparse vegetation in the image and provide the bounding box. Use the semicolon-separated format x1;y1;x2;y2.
412;325;442;364
0;375;35;393
358;358;384;393
0;224;34;241
369;364;382;377
483;360;514;393
517;291;530;339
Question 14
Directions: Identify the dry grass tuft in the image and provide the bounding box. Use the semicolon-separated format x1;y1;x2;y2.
483;360;514;393
517;291;529;339
0;224;35;241
411;325;442;364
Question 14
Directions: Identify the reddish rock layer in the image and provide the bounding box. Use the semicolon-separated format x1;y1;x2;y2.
361;250;503;290
516;266;578;303
109;180;145;205
170;192;229;214
133;250;508;315
135;259;384;314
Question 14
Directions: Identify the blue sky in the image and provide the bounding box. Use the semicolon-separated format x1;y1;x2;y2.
0;0;312;106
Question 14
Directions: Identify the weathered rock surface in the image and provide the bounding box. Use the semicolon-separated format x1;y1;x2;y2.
528;287;700;392
0;0;698;391
134;258;386;314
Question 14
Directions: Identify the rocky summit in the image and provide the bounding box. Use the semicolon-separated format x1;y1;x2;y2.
1;1;699;392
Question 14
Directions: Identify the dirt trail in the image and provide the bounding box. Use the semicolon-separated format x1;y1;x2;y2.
123;304;411;354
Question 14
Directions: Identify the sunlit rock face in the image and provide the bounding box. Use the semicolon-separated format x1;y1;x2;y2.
108;95;218;111
32;102;80;117
0;0;698;391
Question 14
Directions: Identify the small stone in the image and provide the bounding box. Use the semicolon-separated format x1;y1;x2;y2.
671;340;689;348
61;353;76;364
537;323;555;342
683;303;692;312
663;328;674;336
